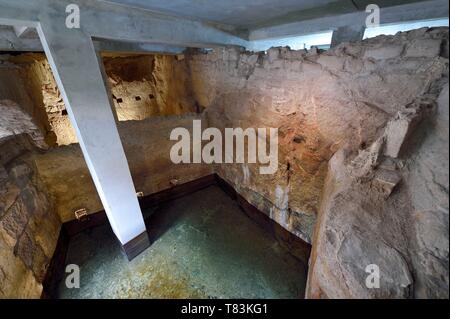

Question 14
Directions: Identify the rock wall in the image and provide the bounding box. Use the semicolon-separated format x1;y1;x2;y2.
405;85;449;298
186;27;449;248
0;59;55;146
0;27;447;299
0;100;46;148
299;29;448;298
1;54;61;146
0;133;61;298
103;54;196;120
187;28;449;297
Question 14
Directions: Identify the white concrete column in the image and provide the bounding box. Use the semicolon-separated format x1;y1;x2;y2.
36;22;149;258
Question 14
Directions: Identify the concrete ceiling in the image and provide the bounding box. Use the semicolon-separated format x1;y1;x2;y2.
101;0;431;29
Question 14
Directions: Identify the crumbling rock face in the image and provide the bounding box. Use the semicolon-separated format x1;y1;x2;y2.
0;135;61;298
186;27;449;245
2;54;62;146
0;27;447;299
0;58;55;146
404;84;449;298
0;100;47;149
2;53;197;146
0;101;61;298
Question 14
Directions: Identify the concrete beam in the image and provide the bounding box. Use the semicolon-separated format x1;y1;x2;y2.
0;27;185;54
0;0;247;48
331;25;365;47
36;20;149;259
249;0;449;40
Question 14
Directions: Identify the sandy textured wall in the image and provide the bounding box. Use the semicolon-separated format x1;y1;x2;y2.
187;27;449;298
0;102;61;298
306;82;448;299
187;27;449;248
103;54;196;120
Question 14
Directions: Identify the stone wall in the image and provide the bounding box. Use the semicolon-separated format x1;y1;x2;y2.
3;53;197;146
103;54;196;120
1;54;59;146
0;100;46;148
306;82;449;298
0;27;447;299
0;103;61;298
186;28;449;298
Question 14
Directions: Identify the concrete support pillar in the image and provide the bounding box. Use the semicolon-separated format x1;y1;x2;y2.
36;22;149;260
331;25;365;47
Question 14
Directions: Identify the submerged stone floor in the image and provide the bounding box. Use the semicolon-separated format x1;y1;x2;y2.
58;186;307;299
